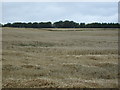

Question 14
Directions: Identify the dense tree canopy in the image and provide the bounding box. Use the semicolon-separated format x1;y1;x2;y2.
53;20;79;28
2;21;120;28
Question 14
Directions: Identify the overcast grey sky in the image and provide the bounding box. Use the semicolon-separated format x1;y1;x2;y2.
2;2;118;24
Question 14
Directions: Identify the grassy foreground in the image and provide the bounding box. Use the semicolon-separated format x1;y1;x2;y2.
2;27;118;88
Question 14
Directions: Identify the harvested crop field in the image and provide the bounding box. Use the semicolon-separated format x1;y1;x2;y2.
2;27;119;88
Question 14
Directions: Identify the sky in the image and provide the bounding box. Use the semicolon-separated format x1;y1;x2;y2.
2;2;118;24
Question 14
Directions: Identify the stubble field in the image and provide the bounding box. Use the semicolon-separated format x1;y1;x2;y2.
2;27;119;88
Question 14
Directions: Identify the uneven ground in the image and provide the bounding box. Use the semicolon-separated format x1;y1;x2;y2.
2;27;118;88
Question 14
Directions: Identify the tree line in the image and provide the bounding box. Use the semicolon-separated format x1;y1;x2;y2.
2;20;120;28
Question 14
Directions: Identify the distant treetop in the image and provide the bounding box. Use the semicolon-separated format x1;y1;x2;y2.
2;21;120;28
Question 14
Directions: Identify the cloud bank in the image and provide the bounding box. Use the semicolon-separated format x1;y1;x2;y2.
2;2;118;24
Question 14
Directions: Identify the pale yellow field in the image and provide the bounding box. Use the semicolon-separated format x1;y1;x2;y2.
2;27;119;88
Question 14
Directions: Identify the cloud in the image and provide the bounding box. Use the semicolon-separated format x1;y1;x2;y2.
2;2;118;24
61;13;118;23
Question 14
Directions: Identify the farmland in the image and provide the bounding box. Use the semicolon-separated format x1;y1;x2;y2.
2;27;118;88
